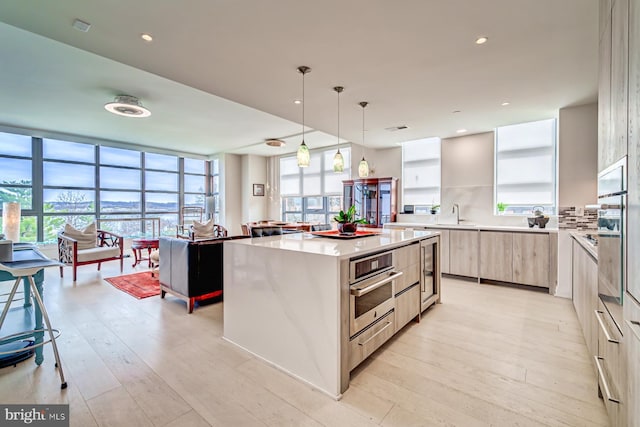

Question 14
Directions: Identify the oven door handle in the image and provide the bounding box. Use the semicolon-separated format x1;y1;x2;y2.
350;271;403;297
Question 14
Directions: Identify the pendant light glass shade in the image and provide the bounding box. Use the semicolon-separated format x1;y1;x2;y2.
297;141;310;167
358;101;369;178
297;66;311;167
333;86;345;173
358;157;369;177
333;150;344;172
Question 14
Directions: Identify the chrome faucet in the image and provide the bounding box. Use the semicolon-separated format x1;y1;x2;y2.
452;203;460;224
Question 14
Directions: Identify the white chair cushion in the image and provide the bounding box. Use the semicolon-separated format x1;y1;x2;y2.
192;219;215;239
64;222;97;250
77;246;120;263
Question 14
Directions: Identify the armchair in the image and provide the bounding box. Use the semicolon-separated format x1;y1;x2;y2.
58;229;124;281
176;206;204;239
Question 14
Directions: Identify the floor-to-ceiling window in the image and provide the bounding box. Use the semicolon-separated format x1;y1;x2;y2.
0;131;212;243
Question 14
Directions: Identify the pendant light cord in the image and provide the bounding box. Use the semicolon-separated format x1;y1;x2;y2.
302;71;305;141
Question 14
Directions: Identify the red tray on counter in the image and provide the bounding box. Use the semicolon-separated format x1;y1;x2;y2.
309;230;381;239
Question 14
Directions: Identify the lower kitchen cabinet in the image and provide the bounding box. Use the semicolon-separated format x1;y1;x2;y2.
513;232;550;287
624;297;640;426
449;229;478;277
394;284;420;333
596;299;624;426
572;238;598;360
479;231;513;282
427;228;449;274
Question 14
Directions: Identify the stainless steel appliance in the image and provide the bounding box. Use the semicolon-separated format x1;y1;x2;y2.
349;250;402;337
597;157;626;333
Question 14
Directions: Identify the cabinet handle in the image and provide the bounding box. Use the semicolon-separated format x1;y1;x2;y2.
351;271;403;297
594;356;620;404
358;321;392;346
595;310;619;344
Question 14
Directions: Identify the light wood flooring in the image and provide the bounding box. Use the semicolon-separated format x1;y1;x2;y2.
0;261;608;426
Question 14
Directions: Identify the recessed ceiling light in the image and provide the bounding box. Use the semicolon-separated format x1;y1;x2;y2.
456;129;467;133
475;36;488;45
141;33;153;42
294;99;302;105
501;101;510;106
104;95;151;118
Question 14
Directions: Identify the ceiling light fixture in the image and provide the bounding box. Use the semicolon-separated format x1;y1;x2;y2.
104;95;151;118
296;66;311;167
333;86;345;173
265;139;286;147
475;36;488;44
456;129;467;133
141;33;153;42
358;101;370;178
293;99;302;105
501;101;510;106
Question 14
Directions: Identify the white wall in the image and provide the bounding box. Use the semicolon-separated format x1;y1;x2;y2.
220;153;242;235
558;103;598;207
241;155;268;223
556;102;598;298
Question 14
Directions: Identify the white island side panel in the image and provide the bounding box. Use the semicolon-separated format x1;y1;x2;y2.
223;242;341;398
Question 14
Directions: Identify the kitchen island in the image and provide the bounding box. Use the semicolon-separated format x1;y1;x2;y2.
223;228;439;399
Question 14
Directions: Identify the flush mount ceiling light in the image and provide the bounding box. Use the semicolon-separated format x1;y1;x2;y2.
141;33;153;42
333;86;345;173
265;138;286;147
456;129;467;133
104;95;151;118
358;101;370;178
475;36;488;44
296;66;311;167
501;101;510;106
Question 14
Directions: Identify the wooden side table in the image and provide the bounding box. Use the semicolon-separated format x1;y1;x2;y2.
131;238;159;268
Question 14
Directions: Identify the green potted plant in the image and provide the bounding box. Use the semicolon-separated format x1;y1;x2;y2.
497;202;507;214
430;204;440;215
333;205;367;234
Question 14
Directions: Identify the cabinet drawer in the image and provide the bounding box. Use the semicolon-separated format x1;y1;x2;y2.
395;262;420;293
395;284;420;333
595;301;623;425
394;243;420;270
349;311;395;371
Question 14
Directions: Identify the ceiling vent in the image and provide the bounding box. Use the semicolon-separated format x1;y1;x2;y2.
72;19;91;32
385;125;409;132
104;95;151;118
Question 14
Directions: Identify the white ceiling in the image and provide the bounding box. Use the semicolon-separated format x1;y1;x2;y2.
0;0;599;157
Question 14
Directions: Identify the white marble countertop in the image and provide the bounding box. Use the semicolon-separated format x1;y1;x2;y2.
224;228;439;258
569;231;598;260
385;222;558;233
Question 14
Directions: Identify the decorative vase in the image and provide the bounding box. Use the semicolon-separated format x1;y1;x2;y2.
338;222;358;234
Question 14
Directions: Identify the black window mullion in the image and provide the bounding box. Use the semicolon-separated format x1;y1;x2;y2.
32;137;43;242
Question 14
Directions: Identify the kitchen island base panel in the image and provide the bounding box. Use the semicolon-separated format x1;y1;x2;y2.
223;243;342;398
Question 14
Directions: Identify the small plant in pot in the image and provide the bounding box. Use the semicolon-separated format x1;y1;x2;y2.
333;205;368;234
430;204;440;215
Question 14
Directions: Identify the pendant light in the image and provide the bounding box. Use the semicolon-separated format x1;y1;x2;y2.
358;101;370;178
296;66;311;167
333;86;345;173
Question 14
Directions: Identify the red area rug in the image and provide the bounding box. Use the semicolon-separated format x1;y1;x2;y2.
104;272;160;299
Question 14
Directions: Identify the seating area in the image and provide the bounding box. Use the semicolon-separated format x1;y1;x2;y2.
57;222;124;281
158;235;249;312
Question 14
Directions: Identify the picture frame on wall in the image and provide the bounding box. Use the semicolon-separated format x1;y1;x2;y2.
253;183;265;196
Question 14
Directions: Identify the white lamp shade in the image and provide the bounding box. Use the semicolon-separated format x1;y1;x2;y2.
297;141;310;167
2;202;21;242
358;158;369;178
333;150;344;172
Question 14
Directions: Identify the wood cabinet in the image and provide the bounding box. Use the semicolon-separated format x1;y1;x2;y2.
343;178;397;227
394;284;420;333
449;229;478;277
479;231;513;282
625;0;640;424
572;238;598;360
596;299;625;426
513;232;550;287
599;0;629;171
